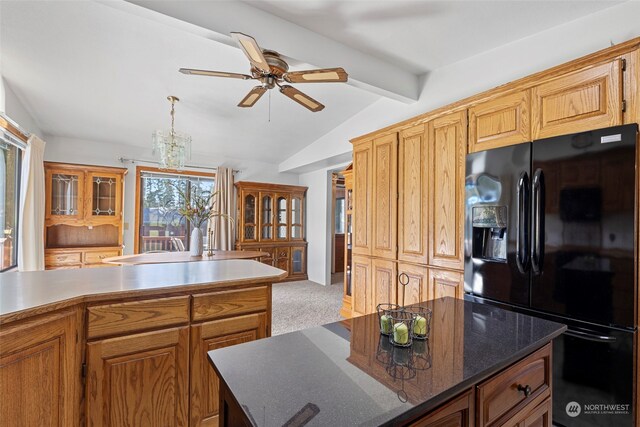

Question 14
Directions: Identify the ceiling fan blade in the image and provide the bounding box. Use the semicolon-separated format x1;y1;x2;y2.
230;32;271;73
283;67;348;84
179;68;252;80
279;85;325;112
238;86;267;108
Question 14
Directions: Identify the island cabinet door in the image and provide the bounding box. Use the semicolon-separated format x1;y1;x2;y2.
408;388;474;427
0;309;79;427
500;398;552;427
190;313;267;427
86;326;190;427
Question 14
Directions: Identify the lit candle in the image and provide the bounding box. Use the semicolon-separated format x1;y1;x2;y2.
414;315;427;337
393;322;409;345
380;314;393;334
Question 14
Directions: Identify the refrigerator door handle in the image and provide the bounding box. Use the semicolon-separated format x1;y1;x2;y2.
565;329;617;343
516;171;530;274
531;169;545;275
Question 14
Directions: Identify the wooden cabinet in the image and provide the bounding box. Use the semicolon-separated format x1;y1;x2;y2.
0;310;79;427
371;133;398;259
352;255;372;317
340;164;355;318
236;182;308;281
502;398;552;427
398;124;429;264
372;258;397;310
44;162;126;270
429;268;464;301
398;262;428;306
469;90;531;153
428;111;466;271
190;313;267;426
86;327;190;427
352;140;373;256
531;60;623;139
409;389;474;427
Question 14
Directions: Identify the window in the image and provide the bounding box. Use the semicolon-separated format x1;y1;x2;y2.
0;138;22;271
335;197;345;234
136;167;214;253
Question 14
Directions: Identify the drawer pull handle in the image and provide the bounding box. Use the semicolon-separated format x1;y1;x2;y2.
517;384;532;397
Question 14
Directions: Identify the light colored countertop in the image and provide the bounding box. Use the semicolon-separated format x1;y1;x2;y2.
103;250;269;265
0;260;286;323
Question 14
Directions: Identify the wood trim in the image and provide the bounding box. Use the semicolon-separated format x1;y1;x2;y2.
133;165;216;253
44;161;127;175
235;181;308;193
0;116;29;143
350;37;640;144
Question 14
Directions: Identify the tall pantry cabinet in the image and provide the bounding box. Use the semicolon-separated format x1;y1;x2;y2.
350;110;466;316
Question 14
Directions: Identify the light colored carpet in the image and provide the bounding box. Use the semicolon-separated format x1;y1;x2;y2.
271;279;344;336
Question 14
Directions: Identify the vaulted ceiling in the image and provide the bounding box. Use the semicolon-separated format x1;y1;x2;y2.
0;0;624;165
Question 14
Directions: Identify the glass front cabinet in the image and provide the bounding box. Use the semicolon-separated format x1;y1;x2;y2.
236;182;308;281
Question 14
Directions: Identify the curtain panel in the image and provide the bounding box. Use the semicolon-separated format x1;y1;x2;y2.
209;166;235;250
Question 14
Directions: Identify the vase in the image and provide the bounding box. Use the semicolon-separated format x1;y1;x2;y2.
190;227;203;257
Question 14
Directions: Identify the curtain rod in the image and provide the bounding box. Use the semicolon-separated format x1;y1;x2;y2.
118;157;240;174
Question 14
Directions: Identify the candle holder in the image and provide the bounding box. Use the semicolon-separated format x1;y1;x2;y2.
405;306;432;340
389;310;414;348
377;303;400;336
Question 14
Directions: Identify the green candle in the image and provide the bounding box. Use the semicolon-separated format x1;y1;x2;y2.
393;322;409;345
380;314;393;334
414;315;427;336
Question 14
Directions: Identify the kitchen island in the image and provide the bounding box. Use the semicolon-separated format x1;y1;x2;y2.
209;297;566;426
0;260;286;426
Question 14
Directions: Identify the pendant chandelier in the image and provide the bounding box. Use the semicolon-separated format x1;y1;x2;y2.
152;95;191;170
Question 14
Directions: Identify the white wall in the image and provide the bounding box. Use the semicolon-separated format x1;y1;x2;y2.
280;1;640;173
2;79;42;137
43;135;299;254
299;162;349;286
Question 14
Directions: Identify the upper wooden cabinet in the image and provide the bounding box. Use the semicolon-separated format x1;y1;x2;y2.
428;111;466;271
398;124;429;264
531;60;623;139
371;133;398;259
352;140;373;256
235;181;308;281
0;309;79;427
371;258;397;311
469;90;531;152
351;255;372;317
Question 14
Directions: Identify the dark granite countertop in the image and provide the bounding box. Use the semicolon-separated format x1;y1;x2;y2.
208;297;566;427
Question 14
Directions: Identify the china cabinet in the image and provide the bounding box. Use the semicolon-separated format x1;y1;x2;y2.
44;162;127;270
235;181;308;281
340;164;354;318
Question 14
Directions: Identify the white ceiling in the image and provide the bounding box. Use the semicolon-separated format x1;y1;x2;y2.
1;0;625;166
245;0;625;74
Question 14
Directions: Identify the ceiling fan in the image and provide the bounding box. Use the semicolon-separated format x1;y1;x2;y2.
179;32;348;112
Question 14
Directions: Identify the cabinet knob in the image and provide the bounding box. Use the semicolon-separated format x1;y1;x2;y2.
517;384;532;397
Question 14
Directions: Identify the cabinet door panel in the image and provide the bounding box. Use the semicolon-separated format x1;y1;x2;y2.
352;255;372;317
190;313;267;427
429;268;464;300
45;168;85;224
398;262;428;306
352;141;373;255
86;327;189;427
469;90;531;152
531;60;622;139
86;172;123;224
399;125;429;264
372;258;397;311
409;389;474;427
0;310;78;427
371;133;398;259
428;112;466;270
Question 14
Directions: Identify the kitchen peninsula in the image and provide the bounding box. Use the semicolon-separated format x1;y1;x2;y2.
209;297;566;426
0;260;286;426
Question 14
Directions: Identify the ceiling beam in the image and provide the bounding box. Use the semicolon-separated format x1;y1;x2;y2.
107;0;419;103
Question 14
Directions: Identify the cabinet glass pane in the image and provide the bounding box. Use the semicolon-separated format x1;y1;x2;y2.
292;248;303;273
291;197;301;224
245;225;256;240
92;176;117;216
277;197;287;239
51;174;79;215
291;225;302;239
261;195;273;240
244;195;256;224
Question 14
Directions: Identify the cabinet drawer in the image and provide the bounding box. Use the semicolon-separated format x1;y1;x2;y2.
477;343;551;426
192;286;268;322
45;251;82;266
84;249;120;264
87;296;190;339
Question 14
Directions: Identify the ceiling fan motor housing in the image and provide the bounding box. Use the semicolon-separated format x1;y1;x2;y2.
261;50;289;77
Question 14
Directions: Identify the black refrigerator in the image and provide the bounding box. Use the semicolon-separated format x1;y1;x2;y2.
464;124;637;427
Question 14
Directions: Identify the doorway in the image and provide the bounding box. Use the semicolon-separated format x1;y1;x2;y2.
331;173;345;276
